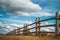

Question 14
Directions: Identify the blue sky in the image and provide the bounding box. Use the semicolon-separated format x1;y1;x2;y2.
0;0;60;34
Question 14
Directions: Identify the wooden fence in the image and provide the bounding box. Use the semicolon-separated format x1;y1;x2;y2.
6;11;60;36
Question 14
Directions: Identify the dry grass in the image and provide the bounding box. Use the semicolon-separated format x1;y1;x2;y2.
0;35;60;40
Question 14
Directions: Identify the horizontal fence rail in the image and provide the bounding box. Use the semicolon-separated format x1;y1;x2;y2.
6;11;60;36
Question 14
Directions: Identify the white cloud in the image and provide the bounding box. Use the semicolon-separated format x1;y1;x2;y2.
8;11;53;17
0;0;41;15
0;23;23;31
40;27;55;32
11;12;53;17
0;0;54;17
0;28;9;34
30;12;54;17
16;11;30;16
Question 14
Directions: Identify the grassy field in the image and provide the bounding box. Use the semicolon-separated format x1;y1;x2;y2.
0;35;60;40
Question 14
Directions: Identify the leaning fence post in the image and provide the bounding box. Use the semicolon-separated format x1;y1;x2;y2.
55;11;59;36
35;17;40;36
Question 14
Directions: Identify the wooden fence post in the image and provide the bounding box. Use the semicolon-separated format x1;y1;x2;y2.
35;17;40;36
38;17;41;36
59;11;60;35
23;24;26;35
23;24;28;35
59;15;60;27
17;28;21;35
13;31;14;35
55;11;59;36
14;29;17;35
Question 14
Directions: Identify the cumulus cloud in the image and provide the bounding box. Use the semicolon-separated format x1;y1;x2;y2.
0;0;54;17
30;12;54;17
0;23;23;31
40;27;55;32
0;28;9;34
8;12;53;17
15;12;30;16
0;0;41;16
